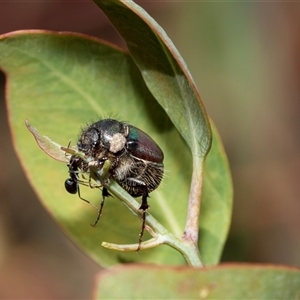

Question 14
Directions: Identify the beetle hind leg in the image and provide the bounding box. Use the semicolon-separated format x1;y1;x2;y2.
137;193;149;251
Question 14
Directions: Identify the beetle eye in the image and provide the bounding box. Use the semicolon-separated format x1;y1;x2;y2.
78;128;100;152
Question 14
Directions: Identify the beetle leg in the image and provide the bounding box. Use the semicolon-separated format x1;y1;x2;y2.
91;187;110;227
137;193;149;251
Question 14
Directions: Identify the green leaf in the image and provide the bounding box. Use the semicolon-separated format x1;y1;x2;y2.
201;121;233;264
93;0;229;265
1;31;185;266
0;28;231;265
94;264;300;299
93;1;212;251
93;0;211;158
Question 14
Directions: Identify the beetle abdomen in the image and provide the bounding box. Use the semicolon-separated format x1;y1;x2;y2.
115;156;164;198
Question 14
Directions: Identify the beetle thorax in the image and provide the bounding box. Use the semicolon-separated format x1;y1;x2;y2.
109;133;126;153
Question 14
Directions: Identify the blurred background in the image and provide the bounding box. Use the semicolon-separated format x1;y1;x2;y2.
1;1;300;298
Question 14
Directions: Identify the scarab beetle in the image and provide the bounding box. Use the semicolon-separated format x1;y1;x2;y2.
65;119;164;248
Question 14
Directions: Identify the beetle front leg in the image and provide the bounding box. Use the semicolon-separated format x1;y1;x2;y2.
91;187;110;227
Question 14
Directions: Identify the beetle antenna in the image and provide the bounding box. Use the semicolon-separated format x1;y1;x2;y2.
64;141;72;160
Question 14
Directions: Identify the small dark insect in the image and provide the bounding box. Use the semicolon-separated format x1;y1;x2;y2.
65;155;94;204
64;155;85;195
64;154;106;223
65;119;164;249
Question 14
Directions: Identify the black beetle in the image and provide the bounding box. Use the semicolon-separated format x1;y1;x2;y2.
65;119;164;249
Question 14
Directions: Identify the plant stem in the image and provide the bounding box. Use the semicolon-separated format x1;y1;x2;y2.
102;178;203;267
183;159;204;246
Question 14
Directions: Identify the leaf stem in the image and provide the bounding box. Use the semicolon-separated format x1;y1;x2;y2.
183;158;204;246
